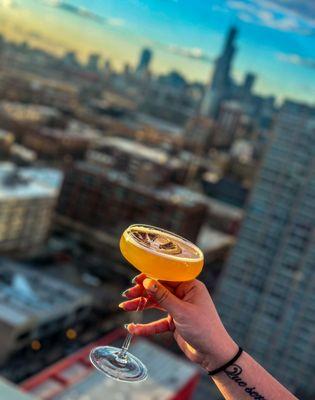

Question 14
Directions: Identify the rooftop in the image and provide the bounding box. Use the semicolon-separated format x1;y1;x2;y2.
0;163;61;200
0;101;60;123
197;225;235;254
0;259;91;328
205;196;244;220
0;379;35;400
97;136;182;167
23;333;199;400
123;112;183;136
76;162;206;208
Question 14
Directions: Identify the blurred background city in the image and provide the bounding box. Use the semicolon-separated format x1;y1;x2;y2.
0;0;314;399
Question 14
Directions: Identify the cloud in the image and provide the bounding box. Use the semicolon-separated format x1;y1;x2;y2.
276;52;315;69
44;1;125;28
107;18;125;27
167;44;213;62
227;0;315;35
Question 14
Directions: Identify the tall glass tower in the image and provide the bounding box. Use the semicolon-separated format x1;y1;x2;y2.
135;48;153;79
215;100;315;398
200;26;238;117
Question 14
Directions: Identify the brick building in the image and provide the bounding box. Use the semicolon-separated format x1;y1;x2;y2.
57;161;207;243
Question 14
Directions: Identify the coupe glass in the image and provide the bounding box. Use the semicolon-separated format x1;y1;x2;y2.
90;224;204;382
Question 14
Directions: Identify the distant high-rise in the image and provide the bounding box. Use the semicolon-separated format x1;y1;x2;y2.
135;48;152;79
215;100;315;397
200;26;238;118
86;53;100;72
63;51;79;68
242;72;256;102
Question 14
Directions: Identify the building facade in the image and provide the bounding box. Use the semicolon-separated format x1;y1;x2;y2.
0;163;61;254
57;161;207;242
215;101;315;397
0;260;92;365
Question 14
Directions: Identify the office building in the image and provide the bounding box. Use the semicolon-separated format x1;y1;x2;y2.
202;173;249;208
135;48;152;79
86;53;100;72
215;100;315;397
0;163;61;254
142;79;195;125
23;121;100;161
200;27;238;118
0;101;61;139
21;330;200;400
89;136;187;185
0;260;92;365
213;100;253;147
62;51;80;69
57;161;207;243
184;116;215;149
241;72;256;103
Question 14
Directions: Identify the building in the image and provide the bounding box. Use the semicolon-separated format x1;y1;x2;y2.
57;161;208;243
184;116;215;150
241;72;256;103
86;53;100;72
89;136;187;185
10;144;37;165
0;128;14;158
21;330;200;400
205;196;244;234
0;260;92;367
200;26;238;118
202;172;249;208
141;80;196;125
23;121;100;161
213;100;253;147
215;100;315;398
0;101;62;138
0;163;61;254
0;378;35;400
135;48;152;80
62;51;80;69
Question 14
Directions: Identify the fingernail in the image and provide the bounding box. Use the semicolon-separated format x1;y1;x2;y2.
118;302;125;309
124;323;129;330
143;278;158;293
122;289;129;298
131;276;137;284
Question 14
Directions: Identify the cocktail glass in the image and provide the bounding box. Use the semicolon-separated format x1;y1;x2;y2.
89;224;204;382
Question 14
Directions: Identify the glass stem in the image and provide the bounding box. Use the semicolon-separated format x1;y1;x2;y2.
118;332;133;359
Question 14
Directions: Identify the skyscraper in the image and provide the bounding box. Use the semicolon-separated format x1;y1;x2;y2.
215;100;315;397
135;48;152;79
86;53;100;72
200;26;238;118
241;72;256;102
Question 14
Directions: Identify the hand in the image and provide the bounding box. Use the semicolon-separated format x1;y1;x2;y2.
119;274;238;371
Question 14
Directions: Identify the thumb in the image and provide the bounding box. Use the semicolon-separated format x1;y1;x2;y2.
143;278;183;316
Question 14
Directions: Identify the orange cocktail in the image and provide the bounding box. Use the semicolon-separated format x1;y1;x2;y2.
120;224;204;281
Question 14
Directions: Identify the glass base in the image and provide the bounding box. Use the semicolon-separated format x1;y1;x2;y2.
89;346;148;382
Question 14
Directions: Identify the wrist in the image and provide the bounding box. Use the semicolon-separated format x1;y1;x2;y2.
201;333;239;372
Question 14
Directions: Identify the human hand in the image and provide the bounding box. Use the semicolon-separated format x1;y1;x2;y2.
119;274;238;371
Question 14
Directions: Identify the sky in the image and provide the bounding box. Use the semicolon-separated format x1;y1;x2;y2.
0;0;314;104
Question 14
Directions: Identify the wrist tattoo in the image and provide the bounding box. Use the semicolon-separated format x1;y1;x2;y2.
224;364;267;400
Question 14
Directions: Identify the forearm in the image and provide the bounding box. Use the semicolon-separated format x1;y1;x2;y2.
211;351;298;400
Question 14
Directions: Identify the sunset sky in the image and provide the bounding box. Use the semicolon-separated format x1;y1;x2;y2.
0;0;314;104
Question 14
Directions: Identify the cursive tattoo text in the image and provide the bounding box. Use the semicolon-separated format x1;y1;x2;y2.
224;364;268;400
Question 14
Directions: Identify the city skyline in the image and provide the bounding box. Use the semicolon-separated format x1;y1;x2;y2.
0;0;314;105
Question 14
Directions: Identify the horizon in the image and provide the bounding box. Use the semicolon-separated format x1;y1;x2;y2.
0;0;314;105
